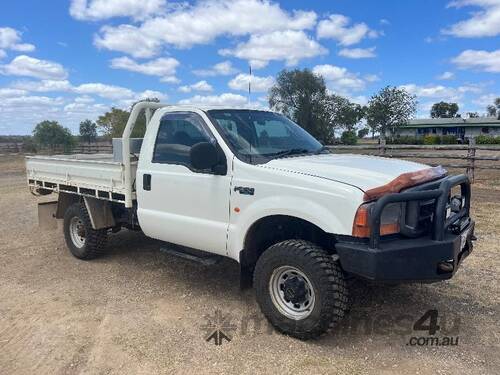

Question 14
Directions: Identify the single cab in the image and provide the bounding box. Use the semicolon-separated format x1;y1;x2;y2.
26;102;476;339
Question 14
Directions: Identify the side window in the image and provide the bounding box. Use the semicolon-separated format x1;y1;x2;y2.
153;112;213;168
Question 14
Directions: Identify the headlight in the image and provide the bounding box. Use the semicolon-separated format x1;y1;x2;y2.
352;202;402;238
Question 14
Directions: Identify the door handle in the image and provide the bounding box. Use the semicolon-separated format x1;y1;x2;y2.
143;174;151;191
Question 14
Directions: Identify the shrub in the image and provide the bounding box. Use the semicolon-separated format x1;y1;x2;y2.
388;136;423;145
475;135;500;144
357;128;369;139
423;135;441;145
341;130;358;145
33;120;76;153
22;137;38;153
440;135;458;144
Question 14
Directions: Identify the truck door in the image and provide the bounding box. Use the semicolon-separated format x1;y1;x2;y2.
136;111;230;255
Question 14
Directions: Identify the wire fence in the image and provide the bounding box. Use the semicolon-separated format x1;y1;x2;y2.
2;139;499;183
328;139;500;183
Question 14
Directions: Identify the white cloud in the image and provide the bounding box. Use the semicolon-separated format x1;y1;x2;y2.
178;93;248;107
443;0;500;38
472;93;498;108
317;14;379;45
0;55;68;80
220;30;327;68
0;50;5;59
11;79;139;100
0;95;64;108
63;101;107;114
74;95;94;103
193;61;239;77
400;83;485;114
69;0;166;21
8;76;167;103
94;25;163;58
0;87;28;97
178;80;213;93
401;84;460;99
437;71;455;80
0;81;170;134
338;47;376;59
0;27;35;53
11;79;73;92
228;73;274;92
94;0;317;57
364;74;380;82
110;56;179;83
312;64;367;92
73;83;135;100
451;49;500;72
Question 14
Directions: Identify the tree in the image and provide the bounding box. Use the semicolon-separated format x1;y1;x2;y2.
33;120;75;152
323;94;365;134
96;98;160;138
466;112;479;118
366;86;417;141
341;130;358;145
430;101;459;118
357;128;369;139
487;105;497;117
269;69;330;142
79;119;97;144
486;97;500;119
96;108;131;138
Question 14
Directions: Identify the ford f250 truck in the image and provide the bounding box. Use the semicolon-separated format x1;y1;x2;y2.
26;102;476;339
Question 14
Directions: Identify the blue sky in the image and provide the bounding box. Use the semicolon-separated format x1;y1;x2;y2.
0;0;498;135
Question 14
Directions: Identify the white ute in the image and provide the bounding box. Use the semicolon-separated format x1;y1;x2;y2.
27;102;476;339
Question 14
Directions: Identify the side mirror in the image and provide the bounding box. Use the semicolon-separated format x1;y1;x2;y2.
190;142;219;171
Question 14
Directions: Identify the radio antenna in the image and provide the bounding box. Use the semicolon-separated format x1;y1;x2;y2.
248;64;252;107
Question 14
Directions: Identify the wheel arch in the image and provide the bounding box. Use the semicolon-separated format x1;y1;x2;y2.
239;214;336;269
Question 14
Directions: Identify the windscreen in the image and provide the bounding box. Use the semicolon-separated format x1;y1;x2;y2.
207;110;323;163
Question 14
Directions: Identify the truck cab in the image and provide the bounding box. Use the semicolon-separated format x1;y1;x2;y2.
27;102;476;340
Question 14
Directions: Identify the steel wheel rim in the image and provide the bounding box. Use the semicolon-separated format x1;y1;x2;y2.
69;216;86;248
269;265;315;320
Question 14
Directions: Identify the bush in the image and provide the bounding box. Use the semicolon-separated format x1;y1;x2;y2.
22;137;38;153
475;135;500;144
33;120;76;153
341;130;358;145
423;135;441;145
440;135;458;144
357;128;369;139
387;136;423;145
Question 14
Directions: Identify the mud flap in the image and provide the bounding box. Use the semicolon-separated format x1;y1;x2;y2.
38;201;58;230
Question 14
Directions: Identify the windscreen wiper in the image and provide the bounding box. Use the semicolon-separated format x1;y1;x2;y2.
315;146;330;154
268;148;312;159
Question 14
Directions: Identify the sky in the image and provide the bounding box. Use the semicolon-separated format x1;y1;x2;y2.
0;0;499;135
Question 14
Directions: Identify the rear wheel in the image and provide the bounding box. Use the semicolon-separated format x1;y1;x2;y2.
254;240;348;340
63;202;107;260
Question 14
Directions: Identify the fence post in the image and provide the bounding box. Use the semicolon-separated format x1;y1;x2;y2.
379;138;386;156
466;137;476;183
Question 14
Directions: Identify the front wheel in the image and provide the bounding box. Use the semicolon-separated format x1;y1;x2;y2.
254;240;348;340
63;202;107;260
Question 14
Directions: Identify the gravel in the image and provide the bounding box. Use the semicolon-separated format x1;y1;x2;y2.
0;155;498;375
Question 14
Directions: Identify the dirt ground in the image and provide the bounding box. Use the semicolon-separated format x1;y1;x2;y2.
0;154;499;375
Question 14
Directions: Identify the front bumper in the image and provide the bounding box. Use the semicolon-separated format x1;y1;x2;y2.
336;220;475;282
336;174;476;282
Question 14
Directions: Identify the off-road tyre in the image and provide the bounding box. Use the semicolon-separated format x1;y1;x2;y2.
63;202;107;260
254;240;348;340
